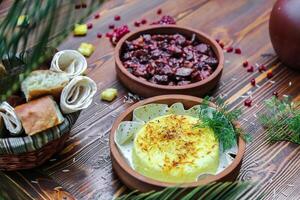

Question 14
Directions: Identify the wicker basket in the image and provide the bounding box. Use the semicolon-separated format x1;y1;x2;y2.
0;112;79;171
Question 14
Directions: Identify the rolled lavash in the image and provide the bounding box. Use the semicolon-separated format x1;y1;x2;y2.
0;102;22;136
60;76;97;114
50;50;87;78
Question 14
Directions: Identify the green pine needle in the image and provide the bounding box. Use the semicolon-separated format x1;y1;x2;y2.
196;96;251;151
259;96;300;144
115;182;255;200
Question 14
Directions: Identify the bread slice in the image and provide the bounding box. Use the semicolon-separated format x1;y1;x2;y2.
15;95;64;136
21;70;69;101
0;63;6;78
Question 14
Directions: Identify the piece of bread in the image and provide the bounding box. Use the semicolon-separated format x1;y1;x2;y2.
15;95;64;136
0;63;6;78
21;70;69;101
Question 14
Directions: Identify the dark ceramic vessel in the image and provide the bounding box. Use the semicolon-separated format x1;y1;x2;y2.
115;25;224;97
269;0;300;70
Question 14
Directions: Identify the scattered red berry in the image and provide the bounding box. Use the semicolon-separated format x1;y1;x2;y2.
106;32;113;38
81;3;87;8
75;4;81;9
94;13;100;19
97;33;102;38
247;65;254;72
157;8;162;15
250;78;256;86
110;25;130;45
87;23;93;29
235;48;242;54
267;71;273;79
114;15;121;21
219;42;224;49
226;47;233;53
141;19;147;24
273;91;279;98
109;24;115;29
244;99;252;107
243;61;249;67
134;21;140;27
151;15;176;25
258;65;267;72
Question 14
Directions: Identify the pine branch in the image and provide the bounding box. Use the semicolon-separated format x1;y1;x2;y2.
259;96;300;144
115;182;256;200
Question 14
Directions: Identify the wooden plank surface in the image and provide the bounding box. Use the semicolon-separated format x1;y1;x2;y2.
1;0;300;199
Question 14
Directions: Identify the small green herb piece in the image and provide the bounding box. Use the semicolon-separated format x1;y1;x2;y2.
259;96;300;144
196;97;251;151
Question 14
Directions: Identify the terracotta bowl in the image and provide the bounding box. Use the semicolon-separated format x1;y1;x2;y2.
110;95;246;192
115;25;224;97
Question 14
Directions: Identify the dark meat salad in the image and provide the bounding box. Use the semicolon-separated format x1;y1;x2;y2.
121;33;218;86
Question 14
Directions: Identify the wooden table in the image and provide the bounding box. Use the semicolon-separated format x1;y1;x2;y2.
1;0;300;199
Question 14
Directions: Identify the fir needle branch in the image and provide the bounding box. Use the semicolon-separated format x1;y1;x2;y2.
115;182;255;200
259;96;300;144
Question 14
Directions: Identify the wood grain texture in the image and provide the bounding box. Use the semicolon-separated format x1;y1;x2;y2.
1;0;300;199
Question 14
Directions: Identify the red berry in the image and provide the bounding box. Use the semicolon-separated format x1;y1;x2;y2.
97;33;102;38
141;19;147;24
226;47;233;53
157;9;162;15
216;39;220;43
267;71;273;79
247;66;254;72
244;99;252;107
114;15;121;21
109;24;115;29
219;42;224;49
109;25;130;45
235;48;242;54
87;23;93;29
258;65;267;72
273;91;279;98
134;21;140;27
243;61;248;67
75;4;81;9
250;78;256;86
106;32;113;38
81;3;87;8
94;13;100;19
151;15;176;25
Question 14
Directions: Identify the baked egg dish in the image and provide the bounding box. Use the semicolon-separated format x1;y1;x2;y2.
115;103;237;183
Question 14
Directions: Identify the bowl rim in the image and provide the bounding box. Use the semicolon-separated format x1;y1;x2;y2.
114;25;224;90
110;95;246;188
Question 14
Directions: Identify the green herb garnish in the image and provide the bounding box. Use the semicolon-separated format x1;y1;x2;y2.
196;97;250;151
259;96;300;144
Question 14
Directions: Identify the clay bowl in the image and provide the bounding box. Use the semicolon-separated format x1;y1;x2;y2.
115;25;224;97
110;95;246;192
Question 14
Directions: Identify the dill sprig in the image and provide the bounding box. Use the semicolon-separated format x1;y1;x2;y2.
259;96;300;144
196;97;251;151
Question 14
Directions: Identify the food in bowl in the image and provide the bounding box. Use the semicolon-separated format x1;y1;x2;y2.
114;103;238;183
121;33;219;86
133;114;219;183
